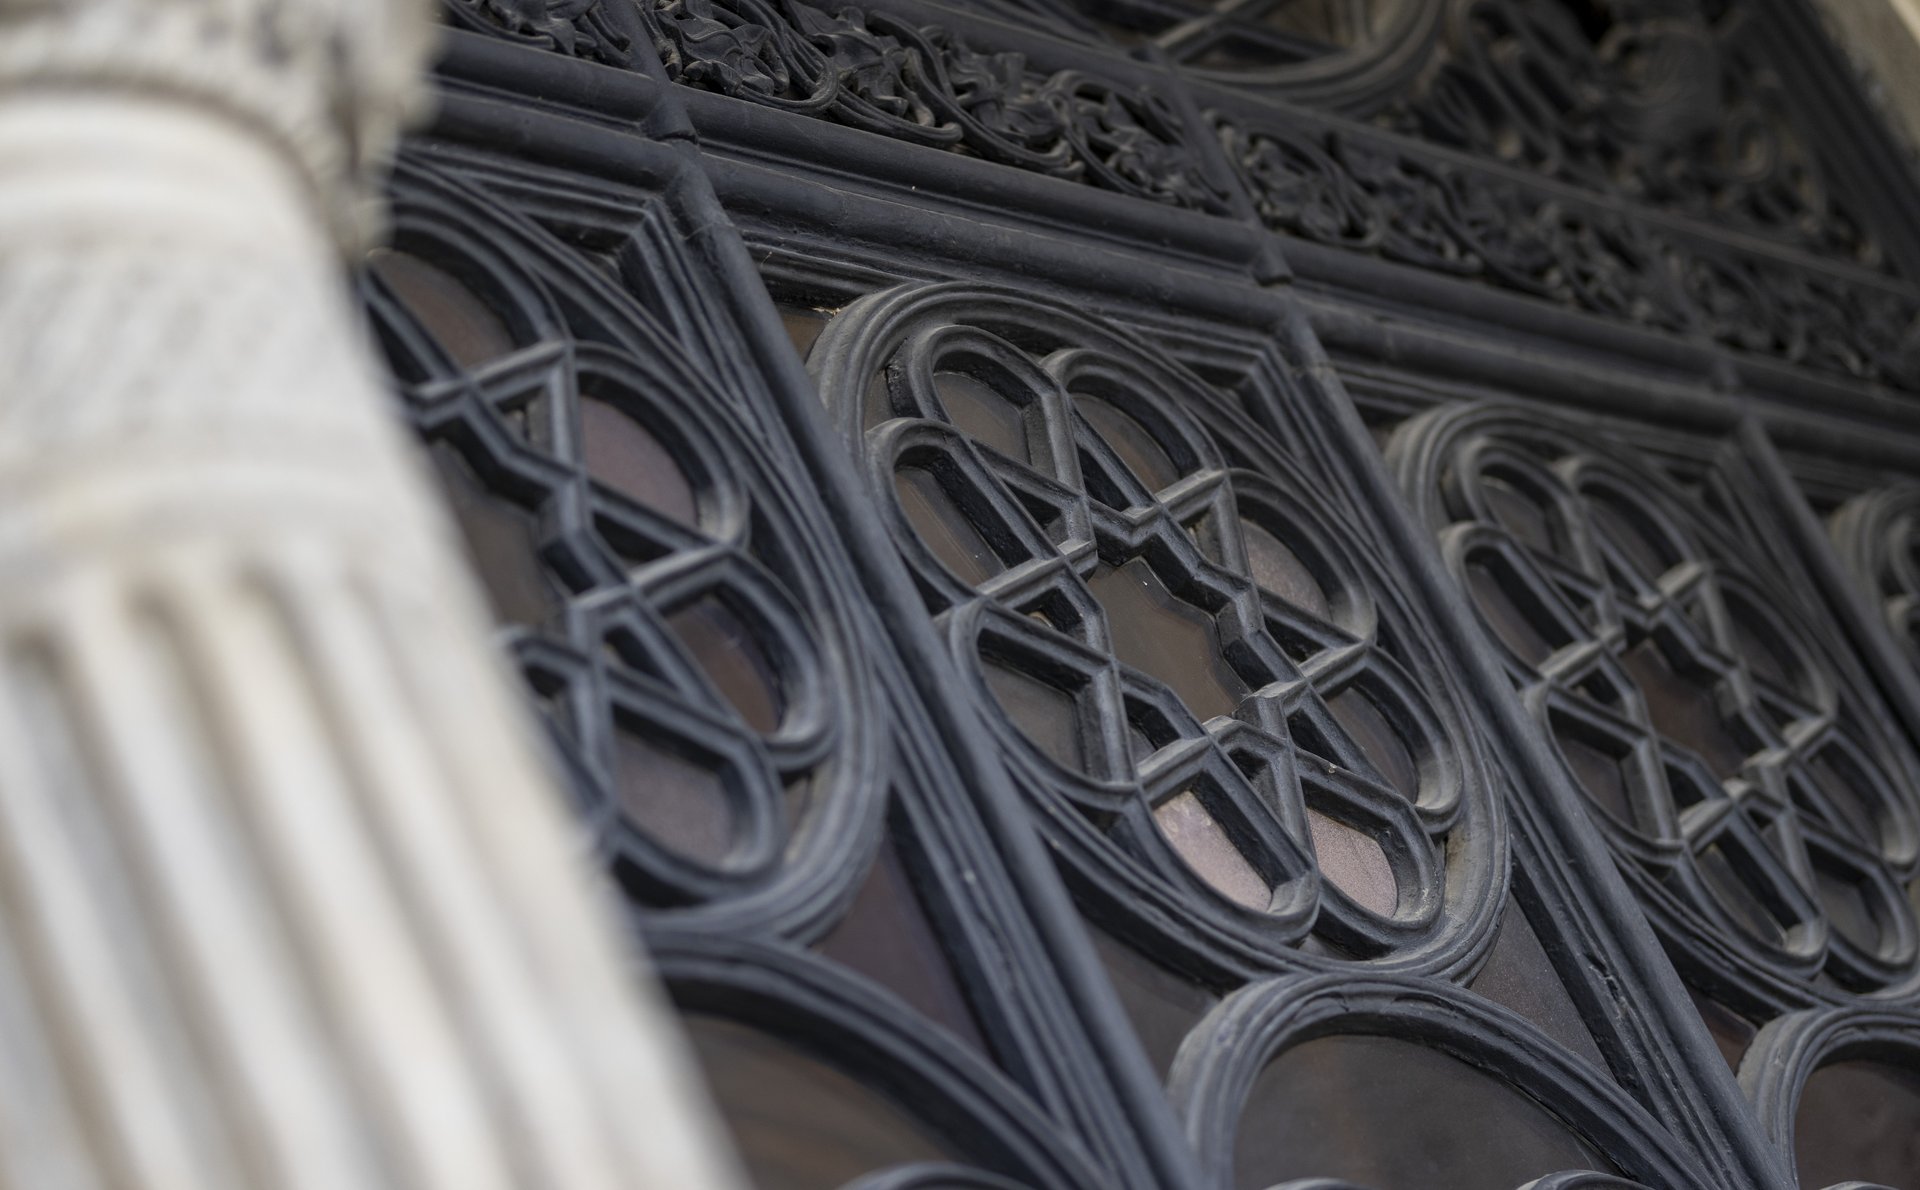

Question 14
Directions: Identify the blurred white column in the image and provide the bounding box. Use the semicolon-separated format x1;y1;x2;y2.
0;3;746;1188
1810;0;1920;160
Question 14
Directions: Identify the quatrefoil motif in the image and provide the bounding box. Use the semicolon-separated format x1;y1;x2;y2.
365;209;881;927
1398;405;1920;996
821;285;1500;968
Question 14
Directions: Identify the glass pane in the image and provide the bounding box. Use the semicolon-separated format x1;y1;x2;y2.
1812;864;1882;951
895;467;1001;586
1087;559;1247;721
684;1016;959;1190
937;372;1028;462
1241;521;1331;618
1684;986;1757;1072
1698;844;1783;945
1077;396;1179;492
1554;724;1638;830
579;395;699;527
1621;641;1747;780
1466;560;1558;666
778;305;831;360
425;444;560;629
1233;1034;1611;1190
1307;810;1396;916
1467;899;1607;1070
1587;496;1672;583
1481;474;1557;555
819;831;991;1056
1727;601;1794;689
1153;791;1270;911
1792;1058;1920;1190
981;658;1084;771
670;596;784;733
1806;751;1879;848
1088;927;1220;1081
1327;688;1418;800
367;247;515;368
612;721;733;865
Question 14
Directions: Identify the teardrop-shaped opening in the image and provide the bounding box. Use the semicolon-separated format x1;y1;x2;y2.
579;394;699;528
367;247;517;368
611;720;734;866
670;595;784;734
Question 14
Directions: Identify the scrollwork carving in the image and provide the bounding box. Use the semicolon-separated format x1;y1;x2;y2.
1384;0;1883;271
444;0;631;62
450;0;1234;213
1219;110;1920;391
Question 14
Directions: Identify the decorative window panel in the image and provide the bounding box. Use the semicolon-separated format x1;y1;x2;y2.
369;1;1920;1187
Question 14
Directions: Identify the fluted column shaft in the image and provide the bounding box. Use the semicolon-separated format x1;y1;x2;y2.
0;5;744;1189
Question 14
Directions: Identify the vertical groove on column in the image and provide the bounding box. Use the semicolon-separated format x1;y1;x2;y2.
78;582;375;1190
0;2;750;1185
0;628;243;1188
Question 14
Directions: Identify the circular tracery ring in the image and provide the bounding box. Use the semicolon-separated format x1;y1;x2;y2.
816;282;1505;977
1394;403;1920;1004
366;163;888;938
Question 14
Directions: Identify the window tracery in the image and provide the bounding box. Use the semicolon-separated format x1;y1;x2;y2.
373;1;1920;1186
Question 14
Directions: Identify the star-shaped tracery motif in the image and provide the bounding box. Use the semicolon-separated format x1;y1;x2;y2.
1405;407;1920;994
838;299;1484;962
365;234;870;918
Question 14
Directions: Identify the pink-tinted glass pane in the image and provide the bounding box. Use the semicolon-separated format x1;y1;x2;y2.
368;248;515;369
1554;725;1637;830
1468;899;1608;1070
1328;688;1419;801
1089;927;1220;1081
937;372;1027;462
1813;864;1882;951
982;659;1084;771
425;444;560;629
1481;474;1557;555
1698;844;1783;945
1685;985;1758;1072
779;305;831;360
1154;791;1270;911
1622;641;1748;780
1806;751;1880;849
1466;560;1559;666
579;395;699;527
1077;396;1180;492
1307;810;1396;916
819;831;990;1056
1587;495;1672;582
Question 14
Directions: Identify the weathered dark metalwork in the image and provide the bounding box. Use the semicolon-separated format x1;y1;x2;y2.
367;1;1920;1187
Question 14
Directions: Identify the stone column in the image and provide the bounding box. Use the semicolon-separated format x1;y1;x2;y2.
0;3;745;1188
1810;0;1920;161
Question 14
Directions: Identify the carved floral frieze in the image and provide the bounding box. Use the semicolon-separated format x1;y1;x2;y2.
438;0;1920;394
1218;115;1920;391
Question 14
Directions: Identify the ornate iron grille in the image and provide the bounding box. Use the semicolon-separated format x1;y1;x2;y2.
367;1;1920;1187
